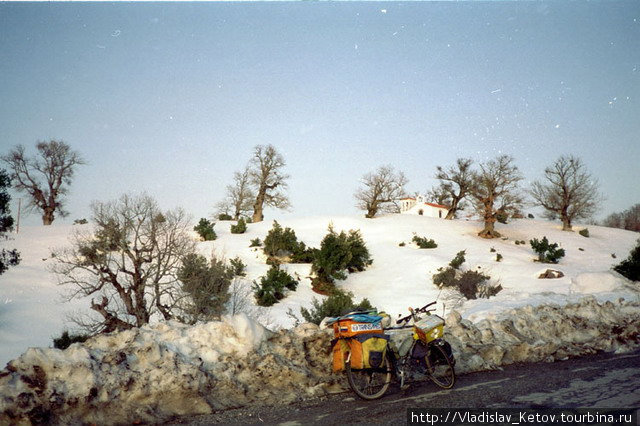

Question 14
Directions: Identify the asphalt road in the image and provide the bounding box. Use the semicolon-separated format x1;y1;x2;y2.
168;348;640;425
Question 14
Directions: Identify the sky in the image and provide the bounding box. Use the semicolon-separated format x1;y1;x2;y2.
1;1;639;227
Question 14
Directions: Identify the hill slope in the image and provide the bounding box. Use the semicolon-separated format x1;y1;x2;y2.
1;214;638;366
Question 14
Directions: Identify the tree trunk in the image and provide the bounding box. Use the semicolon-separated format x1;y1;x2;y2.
42;208;55;225
365;203;377;218
561;215;572;231
445;197;459;220
478;220;501;239
478;198;500;238
252;189;265;223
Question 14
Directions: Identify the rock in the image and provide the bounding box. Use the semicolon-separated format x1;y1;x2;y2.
538;269;564;279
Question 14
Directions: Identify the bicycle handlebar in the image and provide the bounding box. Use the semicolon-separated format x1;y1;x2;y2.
395;301;437;324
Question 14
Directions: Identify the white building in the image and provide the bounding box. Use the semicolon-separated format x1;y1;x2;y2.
399;195;449;218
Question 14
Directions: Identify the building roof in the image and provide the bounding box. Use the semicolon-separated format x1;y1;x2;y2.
424;202;448;209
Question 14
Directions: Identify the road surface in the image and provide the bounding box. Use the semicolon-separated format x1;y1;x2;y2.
168;348;640;425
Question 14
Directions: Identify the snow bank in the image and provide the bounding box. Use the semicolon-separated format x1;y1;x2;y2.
2;298;639;425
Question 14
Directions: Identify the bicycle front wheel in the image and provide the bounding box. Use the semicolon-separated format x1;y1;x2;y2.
425;343;455;389
345;355;392;400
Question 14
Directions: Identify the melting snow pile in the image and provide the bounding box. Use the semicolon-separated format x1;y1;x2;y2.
2;298;640;424
0;314;337;425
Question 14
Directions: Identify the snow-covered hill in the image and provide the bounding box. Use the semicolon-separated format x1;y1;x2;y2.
1;214;638;367
1;214;639;424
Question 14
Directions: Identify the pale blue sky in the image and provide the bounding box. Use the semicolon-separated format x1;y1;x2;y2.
1;2;639;226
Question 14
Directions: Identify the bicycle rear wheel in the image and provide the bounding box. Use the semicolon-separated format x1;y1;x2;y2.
425;343;455;389
345;355;392;400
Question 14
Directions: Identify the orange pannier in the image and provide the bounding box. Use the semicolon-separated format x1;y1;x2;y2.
332;318;384;338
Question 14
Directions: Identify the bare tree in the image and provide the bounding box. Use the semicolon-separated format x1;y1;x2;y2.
426;186;450;206
431;158;475;219
355;165;408;218
218;166;255;220
51;194;197;333
1;140;85;225
470;155;523;238
530;155;601;231
249;145;290;222
603;204;640;232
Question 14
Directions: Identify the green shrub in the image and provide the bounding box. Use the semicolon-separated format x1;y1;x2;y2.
433;267;456;287
496;210;508;224
433;252;499;300
345;230;372;272
290;242;317;263
530;237;565;264
496;253;503;262
456;270;492;300
449;250;466;269
412;235;438;249
53;330;90;350
263;221;300;257
178;253;233;322
613;239;640;282
230;217;247;234
399;242;406;247
253;265;298;306
73;218;88;225
249;237;262;247
490;247;496;253
300;289;375;325
194;218;217;241
230;256;246;277
311;226;372;290
579;228;590;238
218;213;233;221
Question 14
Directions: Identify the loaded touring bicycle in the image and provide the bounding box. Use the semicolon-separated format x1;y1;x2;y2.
328;301;455;400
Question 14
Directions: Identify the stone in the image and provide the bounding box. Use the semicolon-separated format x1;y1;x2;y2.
538;269;564;279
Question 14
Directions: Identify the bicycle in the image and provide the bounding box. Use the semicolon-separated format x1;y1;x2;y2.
331;302;456;400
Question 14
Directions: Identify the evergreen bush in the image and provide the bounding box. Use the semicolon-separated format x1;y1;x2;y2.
229;256;246;277
253;265;298;306
449;250;466;269
194;218;217;241
311;226;372;291
579;228;590;238
345;230;373;272
53;330;90;350
300;290;375;325
412;235;438;249
263;221;300;257
496;253;503;262
613;240;640;282
530;237;566;264
433;252;499;299
456;270;492;300
218;213;233;221
230;217;247;234
496;210;508;224
249;237;262;247
290;242;317;263
73;218;88;225
178;253;233;322
433;267;456;287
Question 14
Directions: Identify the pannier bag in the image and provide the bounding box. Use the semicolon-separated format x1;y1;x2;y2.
332;315;384;338
332;333;389;371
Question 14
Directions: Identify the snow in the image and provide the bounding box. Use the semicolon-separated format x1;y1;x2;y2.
1;215;638;367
